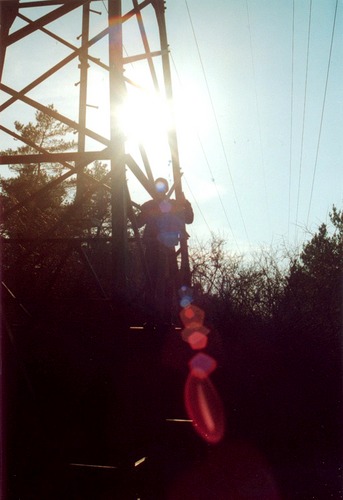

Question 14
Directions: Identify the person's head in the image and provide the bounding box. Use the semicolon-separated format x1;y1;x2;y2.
154;177;169;199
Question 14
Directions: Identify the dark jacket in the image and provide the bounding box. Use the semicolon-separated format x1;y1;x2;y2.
137;197;194;247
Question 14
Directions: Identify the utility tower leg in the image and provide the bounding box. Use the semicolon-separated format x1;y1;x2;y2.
108;0;127;307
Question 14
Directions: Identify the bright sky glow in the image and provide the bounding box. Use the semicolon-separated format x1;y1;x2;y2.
0;0;342;257
166;0;343;254
118;91;170;141
117;87;172;169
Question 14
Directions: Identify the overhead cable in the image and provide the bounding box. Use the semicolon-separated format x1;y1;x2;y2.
295;0;312;241
184;0;250;244
170;54;240;251
245;0;271;234
182;174;212;235
288;0;295;238
306;0;339;226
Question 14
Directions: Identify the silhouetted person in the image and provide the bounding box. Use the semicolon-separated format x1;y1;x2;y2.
137;178;194;322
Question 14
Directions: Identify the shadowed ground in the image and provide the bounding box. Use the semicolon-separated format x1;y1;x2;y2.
2;297;342;499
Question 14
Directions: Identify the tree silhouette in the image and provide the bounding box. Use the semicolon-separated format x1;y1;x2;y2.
280;206;343;341
0;108;114;301
0;105;76;238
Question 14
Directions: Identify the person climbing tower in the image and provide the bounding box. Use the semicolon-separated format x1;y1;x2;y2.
137;177;194;322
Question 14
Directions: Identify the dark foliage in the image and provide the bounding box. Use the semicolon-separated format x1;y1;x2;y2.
1;110;342;498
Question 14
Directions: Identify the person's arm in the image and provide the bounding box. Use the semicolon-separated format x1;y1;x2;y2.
178;192;194;224
183;199;194;224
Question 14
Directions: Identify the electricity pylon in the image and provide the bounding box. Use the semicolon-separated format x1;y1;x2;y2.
0;0;189;311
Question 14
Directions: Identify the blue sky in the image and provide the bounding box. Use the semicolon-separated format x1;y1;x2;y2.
1;0;342;256
166;0;343;254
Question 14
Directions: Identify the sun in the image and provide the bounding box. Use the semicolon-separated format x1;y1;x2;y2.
118;86;173;169
120;89;170;138
85;69;175;173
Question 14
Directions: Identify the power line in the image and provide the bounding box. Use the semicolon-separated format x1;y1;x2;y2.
182;174;212;235
295;0;312;241
306;0;339;226
288;0;295;239
170;54;240;251
184;0;250;244
194;140;238;248
245;0;271;234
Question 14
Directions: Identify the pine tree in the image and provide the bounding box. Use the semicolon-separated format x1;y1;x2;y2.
0;105;76;238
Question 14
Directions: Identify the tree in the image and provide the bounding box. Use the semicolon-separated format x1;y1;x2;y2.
0;106;76;238
189;235;287;324
0;107;114;240
280;206;343;341
4;105;75;176
0;108;115;301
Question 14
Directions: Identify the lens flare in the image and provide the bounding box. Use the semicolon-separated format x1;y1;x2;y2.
180;304;205;329
181;325;210;344
156;181;168;195
159;199;172;213
178;285;193;308
189;352;217;378
187;331;208;350
178;289;225;444
184;372;225;444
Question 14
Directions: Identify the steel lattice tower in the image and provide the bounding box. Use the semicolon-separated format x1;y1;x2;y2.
1;3;196;493
0;0;190;310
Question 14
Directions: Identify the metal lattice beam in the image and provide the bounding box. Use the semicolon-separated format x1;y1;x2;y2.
0;0;189;305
